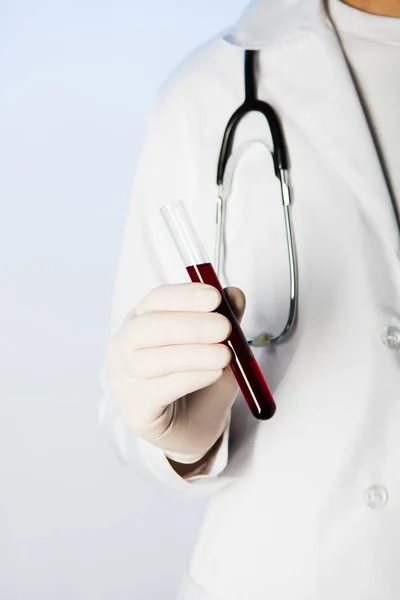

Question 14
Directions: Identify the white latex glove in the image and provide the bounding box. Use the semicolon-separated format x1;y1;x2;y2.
106;282;246;467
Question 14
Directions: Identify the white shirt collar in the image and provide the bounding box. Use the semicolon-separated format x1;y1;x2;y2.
329;0;400;43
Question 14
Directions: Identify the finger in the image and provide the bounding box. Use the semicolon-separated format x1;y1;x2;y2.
130;343;232;379
136;283;221;315
127;311;232;349
224;287;246;322
145;369;225;407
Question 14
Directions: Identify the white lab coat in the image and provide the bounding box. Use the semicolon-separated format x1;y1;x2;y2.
101;1;400;598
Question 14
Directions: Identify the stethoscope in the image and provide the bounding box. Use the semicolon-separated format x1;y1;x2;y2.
214;50;298;347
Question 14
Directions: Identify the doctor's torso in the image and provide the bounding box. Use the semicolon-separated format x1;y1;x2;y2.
163;4;400;599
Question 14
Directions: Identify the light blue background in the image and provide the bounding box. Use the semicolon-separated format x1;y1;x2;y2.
0;1;247;598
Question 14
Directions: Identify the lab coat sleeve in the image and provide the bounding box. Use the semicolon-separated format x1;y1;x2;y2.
98;72;235;498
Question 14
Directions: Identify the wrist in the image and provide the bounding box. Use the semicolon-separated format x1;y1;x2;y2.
165;434;224;479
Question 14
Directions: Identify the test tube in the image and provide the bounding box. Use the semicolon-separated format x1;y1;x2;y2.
160;200;276;421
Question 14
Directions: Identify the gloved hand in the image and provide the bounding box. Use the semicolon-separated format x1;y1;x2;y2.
106;283;246;470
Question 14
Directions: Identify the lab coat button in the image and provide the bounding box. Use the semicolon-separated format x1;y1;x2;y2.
382;326;400;350
364;485;388;509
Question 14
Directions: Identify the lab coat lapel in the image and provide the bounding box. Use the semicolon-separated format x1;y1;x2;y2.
259;18;399;251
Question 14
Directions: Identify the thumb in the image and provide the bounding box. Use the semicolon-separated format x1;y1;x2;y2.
224;287;246;324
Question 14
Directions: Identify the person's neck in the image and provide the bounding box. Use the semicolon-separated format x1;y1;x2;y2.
341;0;400;18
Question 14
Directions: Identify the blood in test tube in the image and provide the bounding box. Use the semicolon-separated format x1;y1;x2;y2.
186;262;276;420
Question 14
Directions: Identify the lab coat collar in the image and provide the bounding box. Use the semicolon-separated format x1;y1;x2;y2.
226;0;326;48
226;0;399;250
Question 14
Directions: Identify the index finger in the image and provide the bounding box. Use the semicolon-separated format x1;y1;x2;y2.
135;283;221;315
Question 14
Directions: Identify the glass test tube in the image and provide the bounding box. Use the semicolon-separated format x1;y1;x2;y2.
160;200;276;421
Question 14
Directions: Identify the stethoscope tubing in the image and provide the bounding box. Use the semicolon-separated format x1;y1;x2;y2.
215;50;298;346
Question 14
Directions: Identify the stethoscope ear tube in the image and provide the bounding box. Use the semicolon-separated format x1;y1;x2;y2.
217;50;289;185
